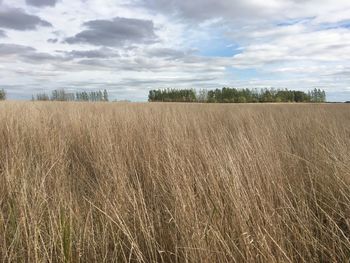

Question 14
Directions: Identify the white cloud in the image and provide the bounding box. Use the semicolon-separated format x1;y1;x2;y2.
0;0;349;101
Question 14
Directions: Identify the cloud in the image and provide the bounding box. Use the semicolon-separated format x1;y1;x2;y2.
139;0;350;24
0;43;35;55
21;52;63;63
65;48;119;59
0;0;349;102
0;8;52;30
145;47;190;59
0;29;6;37
0;43;64;64
138;0;288;21
231;26;350;68
47;38;58;43
65;17;157;47
26;0;58;7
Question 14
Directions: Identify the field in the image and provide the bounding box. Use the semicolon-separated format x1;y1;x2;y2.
0;102;349;262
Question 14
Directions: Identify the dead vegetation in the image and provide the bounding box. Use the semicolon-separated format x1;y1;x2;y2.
0;102;349;262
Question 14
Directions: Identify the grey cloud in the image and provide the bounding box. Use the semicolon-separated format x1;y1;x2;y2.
26;0;58;7
22;52;62;63
138;0;330;22
66;17;157;46
73;53;230;73
76;57;157;71
0;8;52;30
0;29;6;38
118;76;217;86
77;59;117;68
146;48;188;59
0;43;35;55
13;68;60;77
47;38;58;43
139;0;270;21
326;68;350;78
66;48;119;59
0;43;64;64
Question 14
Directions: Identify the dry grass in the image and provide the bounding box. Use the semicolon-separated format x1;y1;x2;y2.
0;101;349;262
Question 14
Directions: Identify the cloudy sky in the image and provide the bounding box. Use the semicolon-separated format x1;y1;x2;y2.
0;0;350;101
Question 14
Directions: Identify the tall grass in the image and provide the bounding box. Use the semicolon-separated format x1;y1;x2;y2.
0;102;349;262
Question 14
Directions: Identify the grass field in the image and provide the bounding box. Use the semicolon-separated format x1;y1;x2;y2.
0;102;349;262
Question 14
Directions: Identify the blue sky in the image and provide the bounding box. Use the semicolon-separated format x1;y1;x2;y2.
0;0;350;101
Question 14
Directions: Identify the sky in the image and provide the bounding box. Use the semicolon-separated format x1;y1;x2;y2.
0;0;350;101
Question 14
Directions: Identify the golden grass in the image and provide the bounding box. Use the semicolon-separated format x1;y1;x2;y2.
0;101;349;262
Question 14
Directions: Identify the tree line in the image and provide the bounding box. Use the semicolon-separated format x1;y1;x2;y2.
0;87;330;103
32;89;109;102
148;89;197;102
149;88;327;103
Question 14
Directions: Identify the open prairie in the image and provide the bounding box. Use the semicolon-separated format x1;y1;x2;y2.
0;102;349;262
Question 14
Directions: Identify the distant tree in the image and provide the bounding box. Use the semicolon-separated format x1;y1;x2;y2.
89;91;96;101
261;89;274;102
197;89;208;102
321;90;326;102
0;89;6;100
50;89;75;101
75;90;107;102
31;89;110;102
237;96;247;103
293;91;307;102
103;89;109;102
310;88;326;102
36;93;50;101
